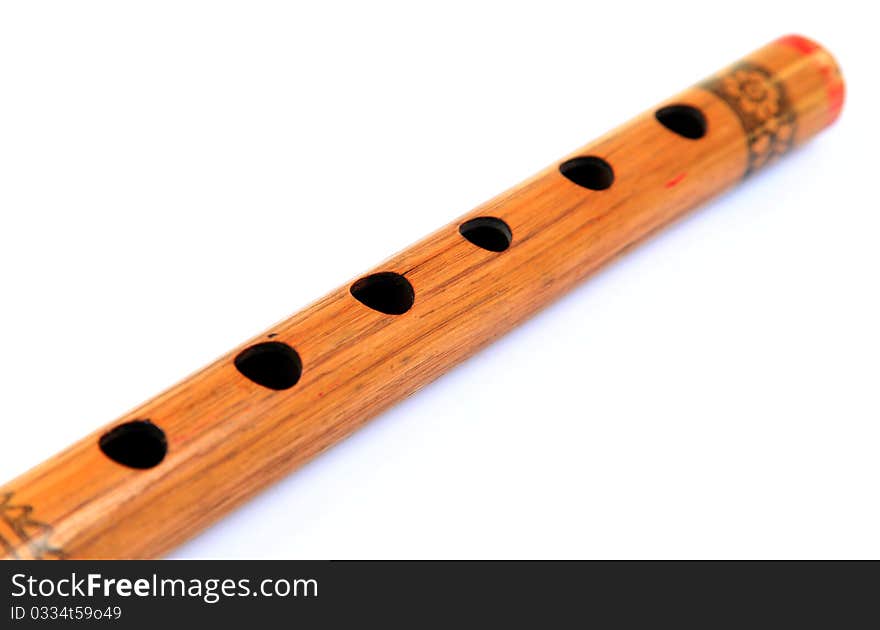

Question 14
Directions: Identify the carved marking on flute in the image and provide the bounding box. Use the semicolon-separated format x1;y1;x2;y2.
0;492;67;559
703;63;797;176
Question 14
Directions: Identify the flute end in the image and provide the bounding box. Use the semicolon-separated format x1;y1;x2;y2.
774;33;846;128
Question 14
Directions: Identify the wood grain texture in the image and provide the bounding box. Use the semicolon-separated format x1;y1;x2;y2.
1;35;844;559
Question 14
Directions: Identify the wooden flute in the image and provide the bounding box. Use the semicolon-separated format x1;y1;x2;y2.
1;35;844;559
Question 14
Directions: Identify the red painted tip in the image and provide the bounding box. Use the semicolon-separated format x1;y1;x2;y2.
825;74;846;125
776;34;821;55
776;34;845;127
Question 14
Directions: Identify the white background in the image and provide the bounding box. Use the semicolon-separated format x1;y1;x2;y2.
1;1;877;559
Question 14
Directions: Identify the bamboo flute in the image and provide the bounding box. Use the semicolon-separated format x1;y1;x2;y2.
1;35;845;559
